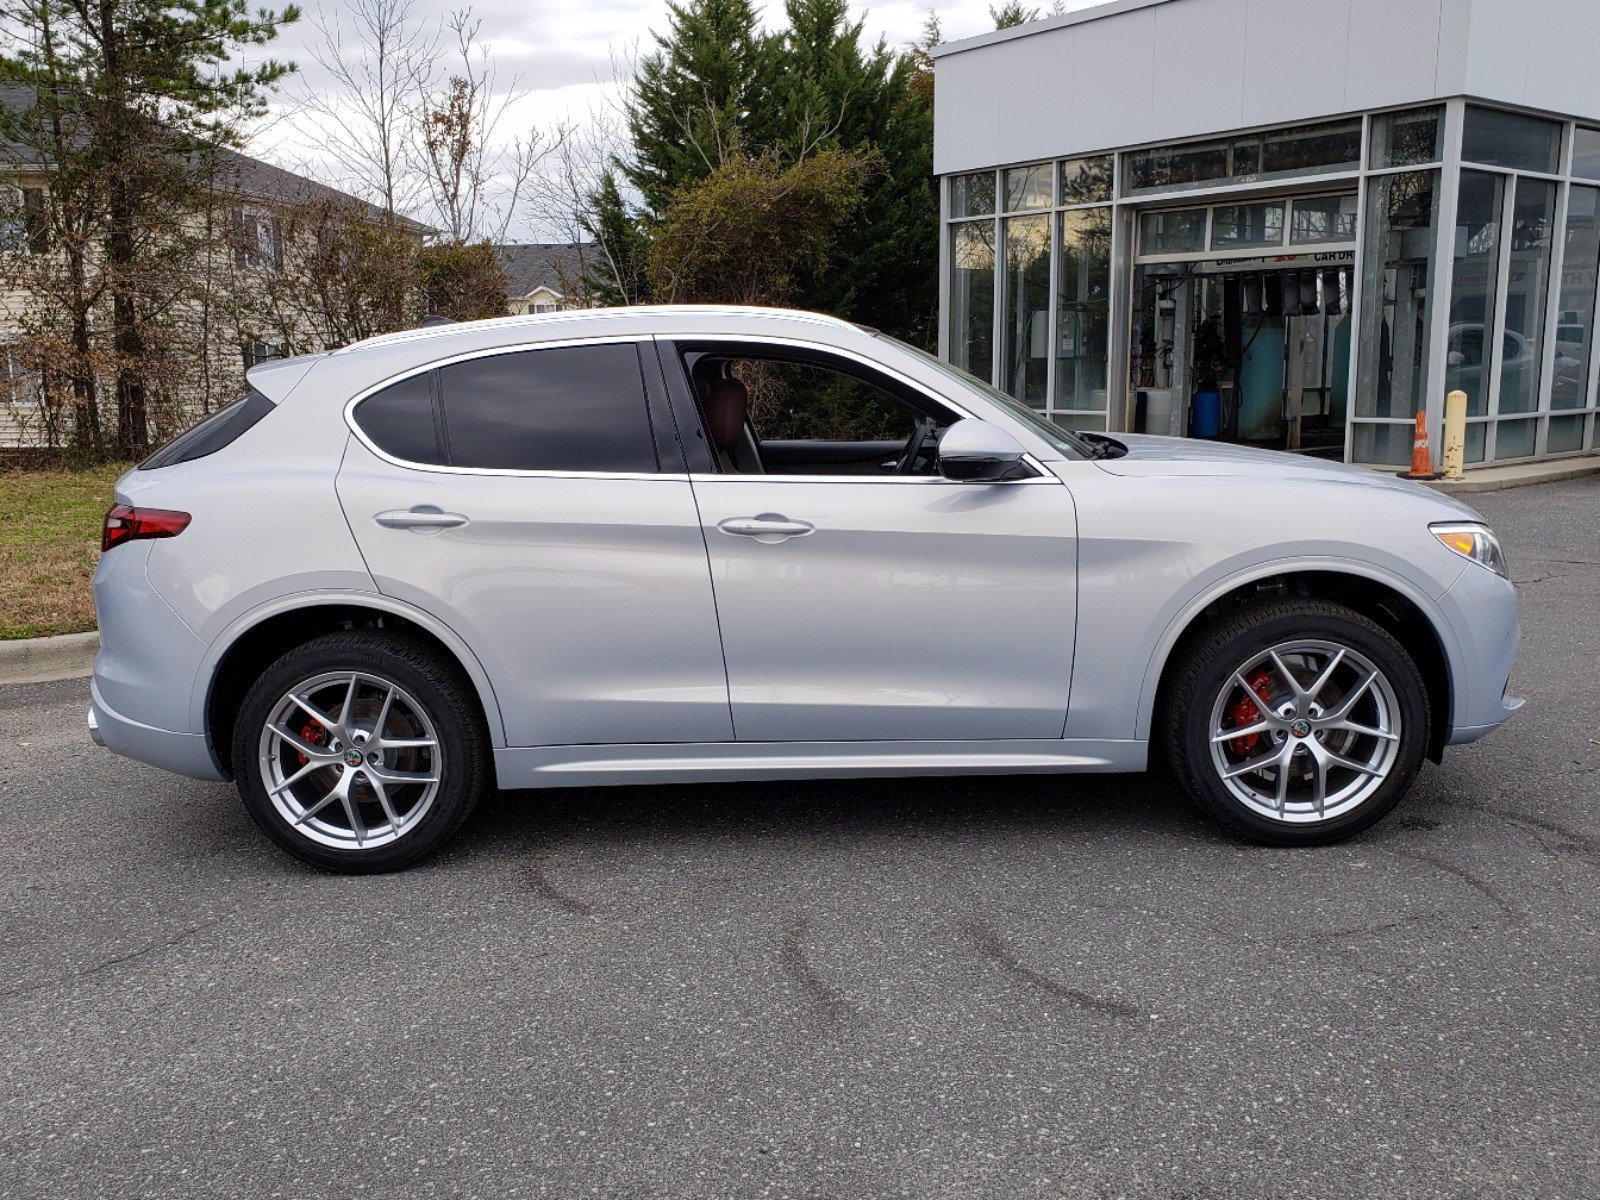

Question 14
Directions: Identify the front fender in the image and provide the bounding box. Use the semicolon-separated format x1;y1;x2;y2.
1123;555;1467;744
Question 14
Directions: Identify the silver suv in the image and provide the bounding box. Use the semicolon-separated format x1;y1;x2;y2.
90;306;1522;871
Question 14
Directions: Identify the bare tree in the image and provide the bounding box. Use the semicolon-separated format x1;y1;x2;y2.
414;8;559;244
301;0;438;220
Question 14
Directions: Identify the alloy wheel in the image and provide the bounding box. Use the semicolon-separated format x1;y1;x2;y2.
257;670;442;850
1207;639;1402;824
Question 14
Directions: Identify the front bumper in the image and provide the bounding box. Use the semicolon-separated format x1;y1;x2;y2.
1440;561;1522;746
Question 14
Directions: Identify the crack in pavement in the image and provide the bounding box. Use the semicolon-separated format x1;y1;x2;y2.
962;920;1149;1021
1383;847;1521;921
0;915;225;1001
778;916;858;1024
1437;798;1600;860
523;854;595;916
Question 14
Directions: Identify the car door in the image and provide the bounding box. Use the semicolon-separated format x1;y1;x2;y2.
661;339;1079;744
336;338;733;748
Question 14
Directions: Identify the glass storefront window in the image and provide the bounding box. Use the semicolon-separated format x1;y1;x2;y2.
1124;117;1360;195
1369;106;1445;169
1000;214;1051;406
1210;201;1284;249
1446;170;1506;418
1498;177;1557;416
1004;164;1052;212
1262;120;1362;176
1494;418;1537;459
1462;106;1562;174
1355;170;1440;434
952;172;996;218
1290;194;1358;244
1055;207;1113;413
1139;208;1206;254
1547;413;1587;452
1573;128;1600;181
949;221;996;383
1061;156;1114;205
1552;185;1599;412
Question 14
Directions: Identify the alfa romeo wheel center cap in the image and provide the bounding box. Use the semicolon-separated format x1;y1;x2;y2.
344;748;364;767
1290;717;1313;738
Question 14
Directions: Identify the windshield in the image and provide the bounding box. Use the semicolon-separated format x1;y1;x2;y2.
880;336;1094;460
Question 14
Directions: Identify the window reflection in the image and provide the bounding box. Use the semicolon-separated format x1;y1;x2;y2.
1055;208;1113;416
1355;170;1440;441
950;221;996;384
1001;214;1051;406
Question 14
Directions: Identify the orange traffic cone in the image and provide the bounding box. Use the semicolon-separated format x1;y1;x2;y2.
1400;410;1440;480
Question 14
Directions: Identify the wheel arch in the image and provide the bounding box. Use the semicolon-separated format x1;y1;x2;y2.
198;594;506;779
1140;563;1457;764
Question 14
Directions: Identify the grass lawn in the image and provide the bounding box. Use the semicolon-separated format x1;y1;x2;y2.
0;463;130;640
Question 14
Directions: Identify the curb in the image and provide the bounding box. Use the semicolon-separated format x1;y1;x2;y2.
0;631;100;686
1415;457;1600;495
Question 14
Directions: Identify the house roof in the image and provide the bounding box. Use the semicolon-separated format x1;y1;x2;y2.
1;84;432;235
499;242;588;299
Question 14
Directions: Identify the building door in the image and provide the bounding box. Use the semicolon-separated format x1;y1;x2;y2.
1130;193;1357;454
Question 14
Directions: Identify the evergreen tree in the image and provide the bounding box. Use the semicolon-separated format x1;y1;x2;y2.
770;0;936;342
590;0;938;344
623;0;769;216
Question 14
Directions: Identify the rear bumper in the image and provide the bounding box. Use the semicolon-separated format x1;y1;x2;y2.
88;679;225;781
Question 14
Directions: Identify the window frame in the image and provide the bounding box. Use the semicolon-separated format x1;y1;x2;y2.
653;334;1055;485
344;335;675;479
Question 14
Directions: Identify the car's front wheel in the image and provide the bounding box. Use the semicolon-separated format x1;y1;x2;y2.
232;632;489;872
1164;598;1430;845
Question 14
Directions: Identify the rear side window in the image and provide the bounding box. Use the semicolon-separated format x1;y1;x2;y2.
437;343;657;472
354;373;445;465
352;343;658;473
140;390;274;470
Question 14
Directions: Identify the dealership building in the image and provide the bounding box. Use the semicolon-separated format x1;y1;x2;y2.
932;0;1600;469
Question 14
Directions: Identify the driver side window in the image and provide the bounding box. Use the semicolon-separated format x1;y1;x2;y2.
683;349;949;477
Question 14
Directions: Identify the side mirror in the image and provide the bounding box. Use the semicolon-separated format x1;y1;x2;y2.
937;418;1031;482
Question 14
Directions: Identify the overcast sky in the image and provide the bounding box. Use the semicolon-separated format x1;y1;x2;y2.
242;1;1092;238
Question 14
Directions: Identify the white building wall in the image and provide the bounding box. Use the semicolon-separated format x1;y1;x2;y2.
933;0;1600;175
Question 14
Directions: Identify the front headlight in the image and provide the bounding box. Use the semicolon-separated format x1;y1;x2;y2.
1430;522;1509;578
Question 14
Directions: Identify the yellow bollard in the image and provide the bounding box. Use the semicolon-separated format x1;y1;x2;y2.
1442;389;1467;480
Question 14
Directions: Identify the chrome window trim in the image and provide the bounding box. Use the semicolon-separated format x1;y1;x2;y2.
650;332;1057;481
342;333;683;480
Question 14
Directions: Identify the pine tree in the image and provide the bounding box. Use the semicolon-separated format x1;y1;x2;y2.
591;0;938;343
622;0;769;216
768;0;935;342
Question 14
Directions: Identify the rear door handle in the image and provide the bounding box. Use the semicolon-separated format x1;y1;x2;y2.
717;514;816;542
374;507;469;530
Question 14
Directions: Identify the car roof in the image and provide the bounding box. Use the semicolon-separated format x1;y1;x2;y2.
329;305;864;357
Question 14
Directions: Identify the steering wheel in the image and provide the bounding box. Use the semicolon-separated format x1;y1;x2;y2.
895;414;933;475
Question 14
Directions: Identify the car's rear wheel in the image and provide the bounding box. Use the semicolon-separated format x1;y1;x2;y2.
232;632;488;872
1163;598;1430;845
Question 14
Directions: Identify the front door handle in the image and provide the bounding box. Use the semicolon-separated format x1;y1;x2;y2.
717;513;816;543
374;507;469;530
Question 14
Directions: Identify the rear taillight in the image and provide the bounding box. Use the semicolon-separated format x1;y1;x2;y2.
102;503;191;553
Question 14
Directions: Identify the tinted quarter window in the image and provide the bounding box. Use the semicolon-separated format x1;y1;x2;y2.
140;390;275;470
354;372;444;465
438;344;657;472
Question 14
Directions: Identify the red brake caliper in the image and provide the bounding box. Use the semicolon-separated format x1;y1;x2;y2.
1226;669;1273;758
296;721;329;766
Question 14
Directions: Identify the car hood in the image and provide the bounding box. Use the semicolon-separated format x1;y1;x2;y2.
1091;434;1482;516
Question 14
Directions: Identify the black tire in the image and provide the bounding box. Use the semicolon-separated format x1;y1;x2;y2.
1162;597;1430;846
232;631;489;872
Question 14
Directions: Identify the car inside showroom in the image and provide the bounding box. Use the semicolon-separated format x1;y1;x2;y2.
932;0;1600;470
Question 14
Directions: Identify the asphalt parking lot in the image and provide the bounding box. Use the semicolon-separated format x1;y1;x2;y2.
1;478;1596;1199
